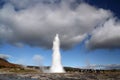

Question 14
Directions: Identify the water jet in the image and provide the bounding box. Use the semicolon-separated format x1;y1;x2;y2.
50;34;65;73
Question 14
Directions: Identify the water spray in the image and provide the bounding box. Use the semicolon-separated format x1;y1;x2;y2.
50;34;65;73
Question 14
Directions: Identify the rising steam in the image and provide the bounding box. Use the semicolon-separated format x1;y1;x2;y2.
50;34;65;73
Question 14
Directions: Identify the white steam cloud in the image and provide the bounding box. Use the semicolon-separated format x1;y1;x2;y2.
0;0;112;49
83;64;120;70
33;54;43;66
50;34;65;73
0;54;11;60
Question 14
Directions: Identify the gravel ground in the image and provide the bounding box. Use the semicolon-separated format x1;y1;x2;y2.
0;72;119;80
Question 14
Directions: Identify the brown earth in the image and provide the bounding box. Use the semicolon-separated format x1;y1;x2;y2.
0;58;120;80
0;58;21;68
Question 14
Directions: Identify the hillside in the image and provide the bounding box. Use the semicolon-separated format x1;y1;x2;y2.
0;58;21;68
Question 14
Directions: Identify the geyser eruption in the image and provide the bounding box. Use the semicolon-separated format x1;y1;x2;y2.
50;34;65;73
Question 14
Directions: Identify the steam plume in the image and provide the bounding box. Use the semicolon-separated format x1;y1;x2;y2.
50;34;65;73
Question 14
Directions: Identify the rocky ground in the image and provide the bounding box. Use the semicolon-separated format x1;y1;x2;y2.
0;72;120;80
0;58;119;80
0;67;120;80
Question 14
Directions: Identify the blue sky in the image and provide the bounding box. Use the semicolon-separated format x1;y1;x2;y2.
1;42;120;67
0;0;120;69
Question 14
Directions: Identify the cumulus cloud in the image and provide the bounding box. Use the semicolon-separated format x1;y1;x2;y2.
33;54;43;65
0;54;11;60
86;18;120;50
0;0;112;49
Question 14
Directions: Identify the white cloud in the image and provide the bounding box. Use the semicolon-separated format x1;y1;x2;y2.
33;54;43;65
0;0;112;49
0;54;11;60
86;18;120;50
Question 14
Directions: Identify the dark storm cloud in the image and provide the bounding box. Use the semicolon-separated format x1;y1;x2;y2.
0;0;113;49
